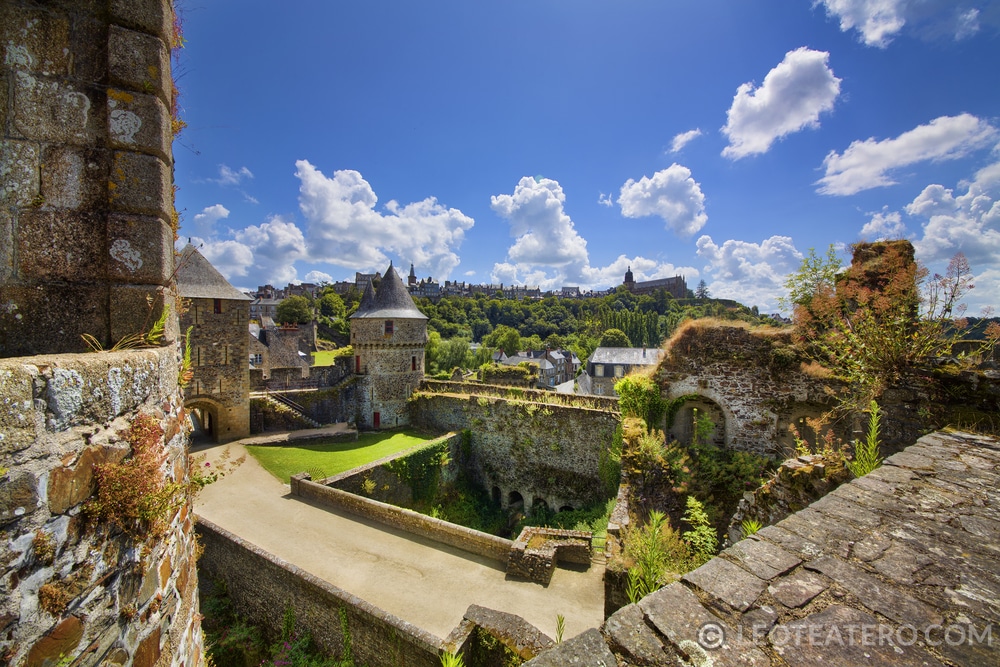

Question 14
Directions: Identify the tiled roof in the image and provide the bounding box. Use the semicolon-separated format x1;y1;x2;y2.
176;245;251;301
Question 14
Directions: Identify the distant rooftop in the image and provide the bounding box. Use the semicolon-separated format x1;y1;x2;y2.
589;346;664;366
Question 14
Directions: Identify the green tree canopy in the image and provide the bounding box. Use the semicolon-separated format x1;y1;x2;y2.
317;292;346;320
276;295;312;324
483;324;522;355
599;328;632;348
695;280;711;300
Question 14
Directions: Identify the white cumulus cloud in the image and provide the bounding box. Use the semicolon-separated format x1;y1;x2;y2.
213;164;253;186
617;164;708;236
815;0;987;48
304;270;333;284
817;114;998;196
190;203;229;238
296;159;474;278
490;176;694;291
696;234;805;310
722;48;841;160
670;129;703;154
860;208;908;240
910;159;1000;266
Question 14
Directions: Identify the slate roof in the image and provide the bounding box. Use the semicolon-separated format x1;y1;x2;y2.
589;347;664;366
350;263;427;320
176;245;251;301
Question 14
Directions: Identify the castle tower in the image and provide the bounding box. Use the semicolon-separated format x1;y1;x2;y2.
350;263;428;429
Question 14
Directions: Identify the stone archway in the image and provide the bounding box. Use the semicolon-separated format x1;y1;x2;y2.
185;396;229;444
669;397;727;448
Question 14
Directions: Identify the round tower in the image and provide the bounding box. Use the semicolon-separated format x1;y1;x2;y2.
350;263;428;429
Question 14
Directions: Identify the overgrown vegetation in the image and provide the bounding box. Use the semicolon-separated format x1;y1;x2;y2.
201;580;353;667
85;414;184;539
787;244;1000;411
847;400;883;478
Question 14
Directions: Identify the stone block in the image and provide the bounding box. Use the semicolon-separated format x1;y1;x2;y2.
107;214;174;284
768;570;829;609
109;151;171;220
25;615;84;667
111;0;174;42
0;472;40;526
804;555;943;627
0;361;37;453
17;210;107;281
0;283;109;357
108;89;171;160
40;145;109;210
109;285;175;347
133;626;162;667
0;139;40;207
523;628;616;666
108;25;171;101
0;210;13;284
725;538;801;581
0;5;72;75
48;446;105;514
770;605;945;667
603;603;677;665
683;557;767;612
639;583;769;667
12;71;100;145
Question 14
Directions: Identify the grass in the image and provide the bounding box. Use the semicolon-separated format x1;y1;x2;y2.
247;430;433;483
311;350;339;366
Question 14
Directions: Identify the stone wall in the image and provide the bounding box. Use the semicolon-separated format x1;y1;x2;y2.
409;392;619;511
1;0;179;357
182;296;250;442
0;348;201;666
197;519;442;667
656;323;842;456
291;472;513;566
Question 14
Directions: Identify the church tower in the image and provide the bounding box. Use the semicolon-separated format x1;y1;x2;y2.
624;266;635;291
350;263;428;429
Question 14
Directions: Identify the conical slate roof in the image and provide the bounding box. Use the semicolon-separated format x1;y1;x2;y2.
176;245;251;301
350;262;427;320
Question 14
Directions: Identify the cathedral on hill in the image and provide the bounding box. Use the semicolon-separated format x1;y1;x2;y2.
622;266;687;299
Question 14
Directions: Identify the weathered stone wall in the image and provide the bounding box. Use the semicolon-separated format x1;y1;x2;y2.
0;348;201;666
656;323;841;456
409;393;619;510
0;0;179;358
420;379;620;411
182;296;250;442
197;519;442;667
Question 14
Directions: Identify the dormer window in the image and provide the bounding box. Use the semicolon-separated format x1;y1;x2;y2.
384;320;394;335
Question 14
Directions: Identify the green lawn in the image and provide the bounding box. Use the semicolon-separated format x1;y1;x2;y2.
311;350;339;366
246;430;433;482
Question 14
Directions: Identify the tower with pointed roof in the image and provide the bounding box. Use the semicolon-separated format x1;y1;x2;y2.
176;244;252;442
350;263;428;429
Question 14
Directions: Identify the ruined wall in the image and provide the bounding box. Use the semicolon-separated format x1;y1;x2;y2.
181;296;250;442
197;519;441;667
656;324;841;456
1;0;179;357
0;348;201;666
409;393;619;510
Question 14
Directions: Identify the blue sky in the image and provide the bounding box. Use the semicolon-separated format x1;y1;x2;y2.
173;0;1000;314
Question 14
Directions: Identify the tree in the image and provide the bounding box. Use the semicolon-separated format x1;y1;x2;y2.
599;328;631;348
694;280;711;300
615;375;665;431
317;292;345;320
780;245;842;313
275;296;312;324
483;324;521;355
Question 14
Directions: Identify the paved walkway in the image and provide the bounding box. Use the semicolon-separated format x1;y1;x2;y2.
193;431;605;641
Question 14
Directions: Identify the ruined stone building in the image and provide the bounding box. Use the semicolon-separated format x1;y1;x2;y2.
350;263;427;429
176;244;251;442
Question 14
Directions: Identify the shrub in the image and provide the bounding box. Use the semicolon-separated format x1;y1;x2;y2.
85;414;184;538
848;400;883;478
681;496;718;565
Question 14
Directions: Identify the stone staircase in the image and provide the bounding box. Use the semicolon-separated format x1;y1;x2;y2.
262;393;323;429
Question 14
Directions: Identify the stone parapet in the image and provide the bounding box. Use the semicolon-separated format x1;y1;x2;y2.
0;347;201;666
